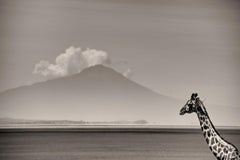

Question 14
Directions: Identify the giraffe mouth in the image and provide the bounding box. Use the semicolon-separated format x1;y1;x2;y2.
179;108;185;115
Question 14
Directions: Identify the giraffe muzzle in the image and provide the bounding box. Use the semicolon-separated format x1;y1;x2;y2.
179;108;185;115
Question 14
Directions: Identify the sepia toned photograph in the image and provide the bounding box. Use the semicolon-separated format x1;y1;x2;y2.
0;0;240;160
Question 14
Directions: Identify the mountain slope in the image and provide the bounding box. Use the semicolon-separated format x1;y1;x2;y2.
0;65;183;124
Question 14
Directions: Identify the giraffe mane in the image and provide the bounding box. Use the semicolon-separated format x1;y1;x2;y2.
196;98;207;115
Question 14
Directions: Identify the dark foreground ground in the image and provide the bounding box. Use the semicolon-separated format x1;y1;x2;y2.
0;128;239;160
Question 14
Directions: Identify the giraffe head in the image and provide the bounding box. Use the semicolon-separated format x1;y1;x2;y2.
179;93;203;115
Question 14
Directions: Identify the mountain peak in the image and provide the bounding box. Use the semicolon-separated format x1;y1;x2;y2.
82;64;113;72
79;64;124;77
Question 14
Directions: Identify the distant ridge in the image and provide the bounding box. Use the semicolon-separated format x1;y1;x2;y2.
0;117;239;131
0;117;148;125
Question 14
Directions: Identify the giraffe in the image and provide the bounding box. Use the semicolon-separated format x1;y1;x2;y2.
179;93;239;160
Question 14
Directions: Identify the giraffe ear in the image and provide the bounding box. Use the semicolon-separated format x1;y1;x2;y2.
191;93;195;100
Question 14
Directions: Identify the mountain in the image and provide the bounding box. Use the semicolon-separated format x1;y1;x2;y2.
0;65;181;124
0;65;238;126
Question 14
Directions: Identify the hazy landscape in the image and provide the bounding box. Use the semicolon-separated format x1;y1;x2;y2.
0;65;239;127
0;0;240;160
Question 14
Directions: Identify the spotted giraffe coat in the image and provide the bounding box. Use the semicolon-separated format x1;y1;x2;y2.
196;100;239;160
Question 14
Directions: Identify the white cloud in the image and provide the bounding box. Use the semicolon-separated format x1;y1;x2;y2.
32;46;133;83
82;48;111;67
33;46;110;81
123;68;134;78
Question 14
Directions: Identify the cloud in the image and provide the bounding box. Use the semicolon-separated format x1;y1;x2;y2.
33;46;111;81
123;68;134;78
32;46;134;84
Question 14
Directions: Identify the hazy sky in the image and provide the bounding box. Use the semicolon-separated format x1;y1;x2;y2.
0;0;240;107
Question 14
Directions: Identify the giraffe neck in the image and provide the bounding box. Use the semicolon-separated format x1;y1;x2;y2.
196;101;239;159
196;107;220;147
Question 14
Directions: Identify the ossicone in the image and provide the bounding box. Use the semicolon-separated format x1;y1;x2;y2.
191;93;198;100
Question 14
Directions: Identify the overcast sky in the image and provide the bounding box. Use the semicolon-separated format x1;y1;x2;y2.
0;0;240;107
